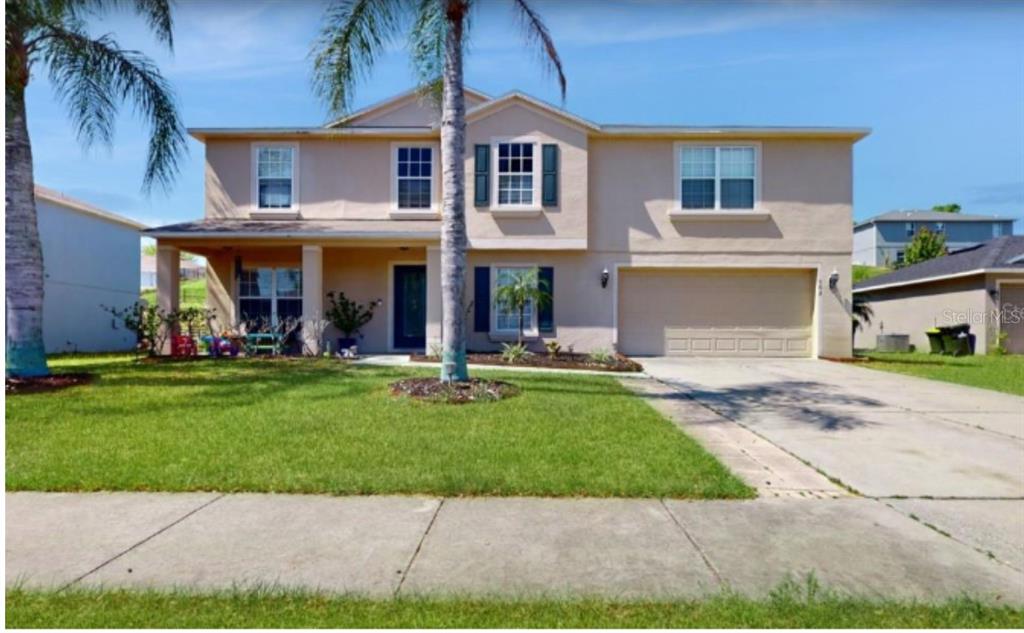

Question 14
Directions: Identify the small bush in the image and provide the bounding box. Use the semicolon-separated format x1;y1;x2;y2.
588;348;613;364
500;342;530;364
545;340;561;358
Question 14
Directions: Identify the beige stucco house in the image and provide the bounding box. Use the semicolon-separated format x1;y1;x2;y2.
148;87;869;358
854;237;1024;354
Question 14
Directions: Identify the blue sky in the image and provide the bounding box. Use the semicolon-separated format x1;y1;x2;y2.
25;0;1024;231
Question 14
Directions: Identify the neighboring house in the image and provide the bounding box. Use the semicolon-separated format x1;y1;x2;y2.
34;185;146;353
853;236;1024;354
853;210;1015;267
140;254;205;289
146;87;869;358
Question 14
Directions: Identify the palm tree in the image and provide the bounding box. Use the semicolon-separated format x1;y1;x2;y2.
312;0;566;382
6;0;186;377
852;294;874;345
493;267;550;346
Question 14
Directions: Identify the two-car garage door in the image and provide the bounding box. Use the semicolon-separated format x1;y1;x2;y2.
617;268;815;357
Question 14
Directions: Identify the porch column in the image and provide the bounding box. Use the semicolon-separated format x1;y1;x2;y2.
302;245;324;355
156;243;180;354
425;245;442;352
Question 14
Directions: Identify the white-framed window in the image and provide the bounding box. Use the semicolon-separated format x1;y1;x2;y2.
493;140;539;209
994;223;1005;237
905;222;915;237
492;266;537;335
238;266;302;325
895;250;905;265
935;222;945;233
676;144;757;210
251;143;298;211
392;144;436;211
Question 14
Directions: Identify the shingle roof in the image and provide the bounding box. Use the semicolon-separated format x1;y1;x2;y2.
145;218;440;240
854;236;1024;291
854;209;1014;230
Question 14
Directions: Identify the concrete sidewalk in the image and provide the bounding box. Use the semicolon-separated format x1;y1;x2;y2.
7;492;1022;602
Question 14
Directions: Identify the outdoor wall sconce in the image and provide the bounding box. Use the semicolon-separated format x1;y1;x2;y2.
988;288;999;300
828;269;840;290
375;298;384;307
600;268;610;288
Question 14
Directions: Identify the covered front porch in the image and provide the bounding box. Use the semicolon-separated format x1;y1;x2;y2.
148;219;442;355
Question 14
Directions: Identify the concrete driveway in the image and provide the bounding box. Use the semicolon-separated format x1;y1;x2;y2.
642;357;1024;499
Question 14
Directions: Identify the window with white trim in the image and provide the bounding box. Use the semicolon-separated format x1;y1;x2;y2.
493;266;536;334
497;142;534;205
905;222;915;237
256;147;295;209
994;223;1005;237
396;146;432;209
239;267;302;325
679;145;755;209
935;222;945;233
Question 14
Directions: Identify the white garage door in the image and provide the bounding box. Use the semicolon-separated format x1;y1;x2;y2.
617;268;815;357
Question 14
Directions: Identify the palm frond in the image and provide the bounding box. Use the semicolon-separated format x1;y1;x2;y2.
63;0;175;49
311;0;406;118
510;0;566;102
408;0;444;105
43;24;185;192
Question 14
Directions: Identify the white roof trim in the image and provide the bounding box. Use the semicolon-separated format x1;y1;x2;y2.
34;185;147;230
462;92;602;132
853;268;1024;293
146;230;440;240
326;86;492;128
189;127;437;141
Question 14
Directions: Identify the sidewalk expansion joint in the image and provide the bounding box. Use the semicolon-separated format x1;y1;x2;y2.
659;499;724;587
59;493;226;591
394;497;444;597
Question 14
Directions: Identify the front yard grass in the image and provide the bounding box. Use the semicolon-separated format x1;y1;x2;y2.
6;355;751;499
857;351;1024;397
7;586;1021;628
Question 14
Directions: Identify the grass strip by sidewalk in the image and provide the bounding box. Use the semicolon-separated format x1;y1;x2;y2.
7;355;751;499
857;351;1024;397
7;583;1022;628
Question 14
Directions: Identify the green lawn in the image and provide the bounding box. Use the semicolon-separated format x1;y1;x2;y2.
6;355;751;498
853;264;892;284
857;351;1024;397
7;585;1020;628
140;278;206;309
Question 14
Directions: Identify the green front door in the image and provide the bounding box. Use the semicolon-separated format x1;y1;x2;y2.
393;265;427;350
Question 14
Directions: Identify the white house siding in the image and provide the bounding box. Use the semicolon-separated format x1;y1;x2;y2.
37;197;142;353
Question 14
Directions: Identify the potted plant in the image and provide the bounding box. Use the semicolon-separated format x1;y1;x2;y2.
325;291;376;355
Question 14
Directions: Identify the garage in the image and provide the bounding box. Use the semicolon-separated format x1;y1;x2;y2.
617;268;815;357
1000;284;1024;354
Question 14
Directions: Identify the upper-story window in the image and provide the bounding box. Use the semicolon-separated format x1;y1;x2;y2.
935;222;945;233
678;145;756;210
396;146;432;209
905;222;915;237
497;142;535;206
253;144;298;211
994;223;1005;237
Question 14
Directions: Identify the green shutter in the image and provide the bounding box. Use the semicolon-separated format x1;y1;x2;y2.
542;144;558;206
474;267;490;332
538;267;554;333
474;145;490;206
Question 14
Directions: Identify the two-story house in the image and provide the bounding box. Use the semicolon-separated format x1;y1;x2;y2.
853;210;1015;267
147;87;868;358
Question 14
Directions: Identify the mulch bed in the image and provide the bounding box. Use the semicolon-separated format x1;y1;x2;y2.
823;356;872;364
410;352;643;373
390;377;520;404
6;372;94;395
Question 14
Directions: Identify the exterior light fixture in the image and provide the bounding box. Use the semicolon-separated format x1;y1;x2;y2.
828;269;839;290
600;268;610;288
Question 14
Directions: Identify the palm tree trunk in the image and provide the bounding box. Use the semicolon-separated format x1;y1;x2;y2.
439;0;469;383
5;51;50;378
